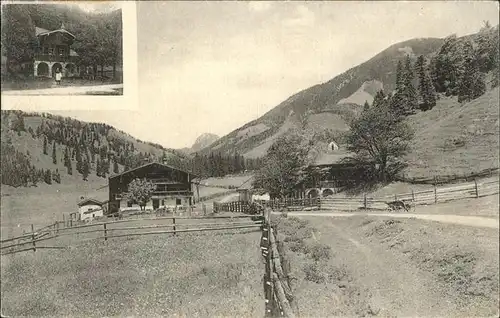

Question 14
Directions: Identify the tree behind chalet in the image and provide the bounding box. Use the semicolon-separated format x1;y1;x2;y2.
415;55;436;111
253;132;311;199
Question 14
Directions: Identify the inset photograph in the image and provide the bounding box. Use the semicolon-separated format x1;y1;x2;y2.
1;1;123;95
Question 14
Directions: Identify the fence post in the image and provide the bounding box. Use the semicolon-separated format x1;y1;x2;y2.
394;194;397;201
411;190;415;202
104;223;107;241
474;178;479;198
31;224;36;252
434;183;438;204
62;214;65;228
363;194;367;209
172;217;176;236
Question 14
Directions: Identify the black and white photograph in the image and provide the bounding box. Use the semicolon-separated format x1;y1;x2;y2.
1;1;123;95
1;1;499;317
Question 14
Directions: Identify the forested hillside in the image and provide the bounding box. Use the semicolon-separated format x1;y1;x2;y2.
0;111;263;188
1;3;122;78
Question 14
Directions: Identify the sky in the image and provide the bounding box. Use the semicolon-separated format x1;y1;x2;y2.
52;1;499;149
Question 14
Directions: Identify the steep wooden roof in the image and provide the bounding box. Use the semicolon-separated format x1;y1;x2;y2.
77;198;104;207
109;162;196;180
35;26;75;39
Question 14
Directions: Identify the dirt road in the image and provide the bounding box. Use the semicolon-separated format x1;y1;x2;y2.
289;216;499;317
2;84;123;95
278;211;499;228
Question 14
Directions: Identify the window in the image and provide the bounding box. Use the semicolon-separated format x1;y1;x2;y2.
48;48;54;55
127;201;133;207
176;198;181;205
42;47;48;54
59;48;65;56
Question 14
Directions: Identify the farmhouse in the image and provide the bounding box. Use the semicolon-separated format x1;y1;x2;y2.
300;151;372;198
108;162;195;213
33;24;80;78
77;198;105;221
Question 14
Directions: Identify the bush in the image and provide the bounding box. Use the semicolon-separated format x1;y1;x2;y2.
310;243;332;262
303;262;326;284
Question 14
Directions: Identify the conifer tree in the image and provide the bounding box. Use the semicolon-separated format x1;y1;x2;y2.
75;146;83;174
67;161;73;175
402;56;418;113
52;169;61;184
458;56;486;103
82;159;90;181
372;90;386;108
43;136;48;155
96;158;102;177
395;60;404;91
415;55;437;111
44;169;52;184
391;56;418;116
363;100;370;111
52;141;57;164
64;146;70;166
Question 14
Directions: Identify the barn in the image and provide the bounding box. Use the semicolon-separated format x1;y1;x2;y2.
108;162;195;213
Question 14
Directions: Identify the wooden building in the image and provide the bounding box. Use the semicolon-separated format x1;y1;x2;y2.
300;152;373;198
108;162;195;213
33;24;80;78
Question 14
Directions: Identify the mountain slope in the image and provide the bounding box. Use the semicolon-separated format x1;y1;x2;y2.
201;26;499;178
191;133;219;153
201;37;445;157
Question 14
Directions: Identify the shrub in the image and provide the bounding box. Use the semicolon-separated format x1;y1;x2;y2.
303;262;326;284
310;243;332;262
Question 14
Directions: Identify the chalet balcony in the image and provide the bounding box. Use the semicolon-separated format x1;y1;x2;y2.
34;54;79;63
319;180;337;188
151;178;186;185
152;190;194;197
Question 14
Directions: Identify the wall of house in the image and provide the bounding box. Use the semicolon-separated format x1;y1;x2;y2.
79;204;104;221
118;196;192;212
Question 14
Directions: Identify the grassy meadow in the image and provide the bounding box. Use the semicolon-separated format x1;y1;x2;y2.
1;230;264;317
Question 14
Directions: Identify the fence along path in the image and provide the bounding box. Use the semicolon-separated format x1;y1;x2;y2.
261;208;296;318
265;178;499;212
0;214;262;256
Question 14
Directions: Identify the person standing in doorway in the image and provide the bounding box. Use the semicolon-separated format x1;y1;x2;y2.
55;68;62;85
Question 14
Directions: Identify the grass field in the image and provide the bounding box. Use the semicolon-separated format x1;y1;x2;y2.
405;87;499;178
272;214;499;317
1;229;264;317
1;182;107;239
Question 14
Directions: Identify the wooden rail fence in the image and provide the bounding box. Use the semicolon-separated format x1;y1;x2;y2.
1;215;263;256
266;197;320;211
262;178;498;212
213;201;265;214
261;208;296;318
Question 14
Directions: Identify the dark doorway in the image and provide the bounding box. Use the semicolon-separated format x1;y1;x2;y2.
153;199;159;210
37;62;49;76
176;198;182;205
52;62;62;78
